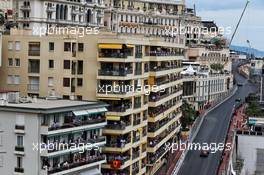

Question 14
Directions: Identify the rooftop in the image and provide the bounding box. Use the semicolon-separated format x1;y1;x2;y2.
0;98;107;114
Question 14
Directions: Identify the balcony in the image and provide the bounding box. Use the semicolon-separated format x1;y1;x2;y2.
20;5;31;11
14;167;24;173
148;113;181;138
149;101;182;122
149;88;182;107
155;76;182;90
103;122;132;135
15;146;24;152
41;117;106;135
44;136;106;156
147;125;181;152
15;125;25;134
47;155;106;175
98;69;133;76
27;84;39;92
49;118;105;131
97;86;136;98
148;51;184;61
104;140;132;152
107;104;132;114
98;52;134;62
28;50;40;56
149;65;182;77
15;125;25;130
103;156;131;170
46;6;56;12
147;144;169;165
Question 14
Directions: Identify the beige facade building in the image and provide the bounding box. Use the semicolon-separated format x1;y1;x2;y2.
0;27;184;174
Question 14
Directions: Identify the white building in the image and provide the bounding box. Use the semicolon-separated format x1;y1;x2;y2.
182;65;233;110
0;96;108;175
0;0;13;12
16;0;105;30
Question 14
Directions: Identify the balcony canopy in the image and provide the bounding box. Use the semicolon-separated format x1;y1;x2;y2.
73;107;107;116
98;44;122;49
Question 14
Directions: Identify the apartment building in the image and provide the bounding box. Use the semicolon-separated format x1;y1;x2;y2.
0;95;108;175
15;0;105;29
0;0;188;175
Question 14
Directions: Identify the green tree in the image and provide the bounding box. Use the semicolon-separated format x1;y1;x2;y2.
180;101;197;129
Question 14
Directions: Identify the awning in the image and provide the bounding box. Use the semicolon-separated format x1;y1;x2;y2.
98;44;122;49
80;168;101;175
73;110;88;116
126;44;134;48
73;107;107;116
97;107;107;113
106;116;120;121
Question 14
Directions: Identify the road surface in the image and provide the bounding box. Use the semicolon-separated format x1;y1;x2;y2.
178;64;256;175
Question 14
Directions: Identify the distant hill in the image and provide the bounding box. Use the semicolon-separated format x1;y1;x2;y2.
230;45;264;58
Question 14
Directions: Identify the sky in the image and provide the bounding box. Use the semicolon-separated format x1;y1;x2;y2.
186;0;264;51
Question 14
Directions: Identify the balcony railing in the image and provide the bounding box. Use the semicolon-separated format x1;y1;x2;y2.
148;145;167;164
99;52;132;58
105;122;131;130
150;65;180;72
107;104;132;112
28;50;40;56
47;136;106;153
98;69;133;76
148;51;183;57
15;125;25;130
14;167;24;173
48;118;106;131
20;5;31;10
149;88;182;102
48;155;105;174
28;84;40;92
106;156;130;165
148;125;178;148
156;77;181;86
15;146;24;152
106;139;131;148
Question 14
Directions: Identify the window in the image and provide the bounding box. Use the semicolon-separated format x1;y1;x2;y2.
8;41;13;50
17;136;23;147
77;78;83;86
49;42;54;51
7;75;13;84
17;157;22;168
49;60;54;68
0;155;3;167
64;60;70;69
78;43;84;52
63;95;70;99
15;58;20;67
28;42;40;56
28;59;40;73
64;42;71;52
63;78;70;87
77;96;82;100
48;77;54;87
14;76;20;85
8;58;13;66
15;41;21;51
